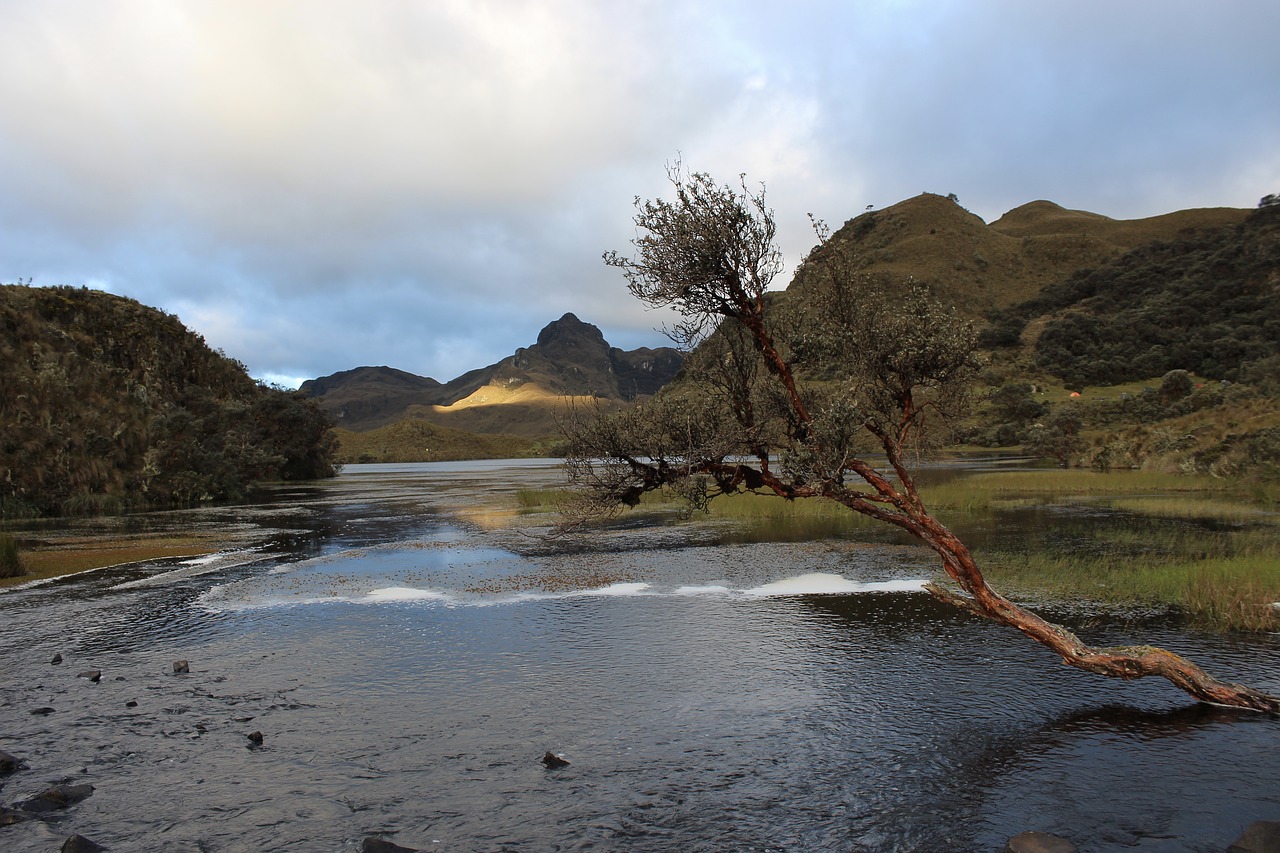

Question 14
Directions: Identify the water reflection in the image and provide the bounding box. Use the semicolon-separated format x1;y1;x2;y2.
0;459;1277;852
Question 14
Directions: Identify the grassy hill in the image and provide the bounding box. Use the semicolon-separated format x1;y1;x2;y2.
0;284;337;517
796;193;1249;315
333;419;541;463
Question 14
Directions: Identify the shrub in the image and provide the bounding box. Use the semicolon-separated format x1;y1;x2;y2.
0;534;26;579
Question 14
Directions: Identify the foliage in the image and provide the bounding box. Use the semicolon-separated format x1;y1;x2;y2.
983;204;1280;386
0;284;338;516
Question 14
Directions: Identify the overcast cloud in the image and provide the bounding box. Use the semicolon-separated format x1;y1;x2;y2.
2;0;1277;386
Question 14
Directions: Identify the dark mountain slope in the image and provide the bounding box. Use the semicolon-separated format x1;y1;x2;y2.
304;313;683;433
1;284;336;516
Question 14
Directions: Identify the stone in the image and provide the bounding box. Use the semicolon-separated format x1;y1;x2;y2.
62;834;108;852
126;700;138;708
51;653;63;664
18;782;95;812
0;807;35;825
77;670;101;683
0;750;25;775
541;750;570;769
1005;830;1079;853
362;838;418;853
247;731;264;746
1229;821;1280;853
31;706;56;715
173;660;189;674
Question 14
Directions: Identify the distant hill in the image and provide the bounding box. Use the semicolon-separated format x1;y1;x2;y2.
986;202;1280;386
302;313;684;436
794;193;1249;314
0;284;337;517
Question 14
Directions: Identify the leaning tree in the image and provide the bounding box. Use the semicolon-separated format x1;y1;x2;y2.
564;165;1280;713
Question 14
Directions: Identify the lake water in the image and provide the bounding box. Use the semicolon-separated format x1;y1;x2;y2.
1;460;1278;852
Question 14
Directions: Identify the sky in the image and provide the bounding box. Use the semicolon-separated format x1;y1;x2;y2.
2;1;1278;388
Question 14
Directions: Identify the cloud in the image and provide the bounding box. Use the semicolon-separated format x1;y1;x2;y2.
1;0;1277;384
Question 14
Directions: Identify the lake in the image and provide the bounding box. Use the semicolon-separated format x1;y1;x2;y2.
1;459;1278;852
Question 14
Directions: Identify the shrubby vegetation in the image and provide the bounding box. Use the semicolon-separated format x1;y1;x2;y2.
1;284;338;517
0;533;24;578
981;204;1279;387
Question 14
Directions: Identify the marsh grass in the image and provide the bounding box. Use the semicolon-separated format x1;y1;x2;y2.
515;488;572;510
0;533;25;579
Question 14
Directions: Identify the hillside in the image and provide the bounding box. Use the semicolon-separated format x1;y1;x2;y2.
795;193;1249;314
984;202;1280;385
0;284;337;517
303;313;684;436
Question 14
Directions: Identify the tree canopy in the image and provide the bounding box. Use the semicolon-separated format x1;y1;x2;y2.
565;165;1280;713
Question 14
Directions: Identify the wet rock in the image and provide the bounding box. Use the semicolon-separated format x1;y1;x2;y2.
31;706;56;715
173;659;189;674
0;750;25;775
1005;831;1078;853
18;782;95;812
361;838;418;853
51;653;63;665
246;731;264;747
125;700;138;708
77;670;101;683
62;834;108;852
1229;821;1280;853
541;750;570;769
0;807;36;825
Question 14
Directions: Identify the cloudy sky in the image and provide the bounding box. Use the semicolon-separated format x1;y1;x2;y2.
2;1;1277;387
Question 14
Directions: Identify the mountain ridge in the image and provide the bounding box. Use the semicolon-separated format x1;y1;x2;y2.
301;313;684;435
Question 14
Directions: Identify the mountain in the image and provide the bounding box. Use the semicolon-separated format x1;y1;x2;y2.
794;193;1250;314
0;284;337;516
302;313;684;436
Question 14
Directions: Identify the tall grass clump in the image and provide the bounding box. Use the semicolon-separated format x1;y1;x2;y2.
0;533;26;579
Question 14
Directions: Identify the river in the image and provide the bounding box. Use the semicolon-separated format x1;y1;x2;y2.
1;460;1278;852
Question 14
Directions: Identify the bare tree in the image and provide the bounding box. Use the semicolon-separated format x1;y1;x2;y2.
567;164;1280;713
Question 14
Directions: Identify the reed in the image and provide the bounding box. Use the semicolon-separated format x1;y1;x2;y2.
0;533;25;579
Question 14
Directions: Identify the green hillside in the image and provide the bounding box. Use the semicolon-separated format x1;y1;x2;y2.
0;284;338;517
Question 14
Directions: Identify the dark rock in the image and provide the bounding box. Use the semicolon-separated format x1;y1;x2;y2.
31;706;56;715
126;700;138;708
541;750;570;769
361;838;418;853
18;782;95;812
246;731;264;746
62;834;108;852
51;653;63;665
1005;831;1078;853
114;676;126;681
77;670;101;683
0;807;36;825
173;660;189;674
0;750;25;775
1229;821;1280;853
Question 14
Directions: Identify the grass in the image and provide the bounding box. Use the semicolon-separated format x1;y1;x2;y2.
0;533;222;588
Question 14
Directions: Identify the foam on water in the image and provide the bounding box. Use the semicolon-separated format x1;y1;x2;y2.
364;586;453;603
744;572;928;597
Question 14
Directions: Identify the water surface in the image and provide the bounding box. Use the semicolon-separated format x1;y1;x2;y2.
1;460;1278;852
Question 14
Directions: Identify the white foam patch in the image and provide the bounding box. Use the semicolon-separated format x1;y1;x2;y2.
675;584;733;595
112;551;269;590
744;573;928;597
364;586;452;603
